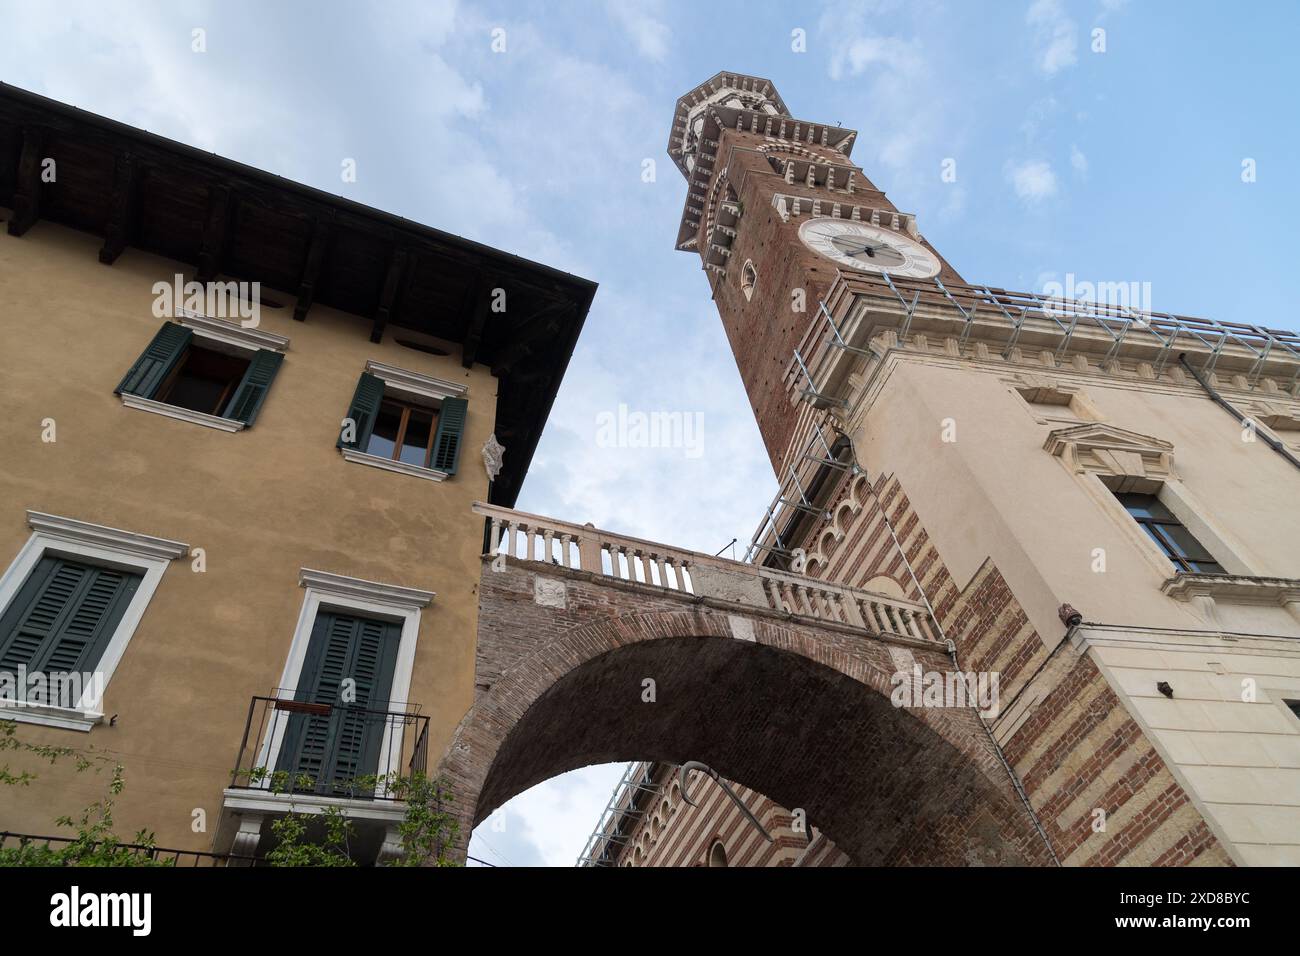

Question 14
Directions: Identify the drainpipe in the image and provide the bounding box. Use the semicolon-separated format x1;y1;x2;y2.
944;637;1062;867
1178;353;1300;473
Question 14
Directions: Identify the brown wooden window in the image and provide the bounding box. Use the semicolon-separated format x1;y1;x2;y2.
155;343;251;417
1115;492;1225;574
365;398;441;468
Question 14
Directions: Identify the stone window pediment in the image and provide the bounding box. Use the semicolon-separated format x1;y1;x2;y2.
1249;400;1300;432
1043;422;1176;491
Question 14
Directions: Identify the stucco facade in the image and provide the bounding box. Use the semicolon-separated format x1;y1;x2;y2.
0;219;493;852
0;86;595;863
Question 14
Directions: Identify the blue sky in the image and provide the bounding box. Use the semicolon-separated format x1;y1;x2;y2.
4;0;1297;866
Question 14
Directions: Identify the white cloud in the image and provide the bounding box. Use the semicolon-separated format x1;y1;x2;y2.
1070;143;1088;176
470;762;627;867
1026;0;1078;75
605;1;670;61
1006;159;1059;203
828;34;925;81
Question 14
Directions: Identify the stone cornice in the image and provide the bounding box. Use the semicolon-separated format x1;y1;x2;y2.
790;272;1300;423
176;309;290;353
1162;573;1300;606
26;510;189;560
364;360;467;402
298;568;435;608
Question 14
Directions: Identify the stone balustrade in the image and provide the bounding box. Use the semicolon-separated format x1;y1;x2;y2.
474;502;937;644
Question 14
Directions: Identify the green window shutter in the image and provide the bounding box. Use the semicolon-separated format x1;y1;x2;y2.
276;611;400;794
115;322;192;398
222;349;283;426
430;397;468;474
337;371;385;450
0;557;141;679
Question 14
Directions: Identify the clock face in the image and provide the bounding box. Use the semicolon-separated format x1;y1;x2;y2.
797;218;941;279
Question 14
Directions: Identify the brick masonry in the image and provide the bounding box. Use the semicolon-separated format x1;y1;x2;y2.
439;555;1053;865
791;467;1234;866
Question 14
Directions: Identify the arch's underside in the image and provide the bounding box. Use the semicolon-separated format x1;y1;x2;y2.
475;635;1042;865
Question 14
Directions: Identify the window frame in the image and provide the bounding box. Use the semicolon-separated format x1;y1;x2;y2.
0;512;188;731
251;569;434;799
339;361;469;482
367;397;441;468
154;340;252;418
1114;491;1226;575
118;312;289;433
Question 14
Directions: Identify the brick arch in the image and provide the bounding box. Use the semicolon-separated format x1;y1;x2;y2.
441;598;1050;865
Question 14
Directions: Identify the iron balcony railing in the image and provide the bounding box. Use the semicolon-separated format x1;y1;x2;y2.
229;695;430;801
0;830;257;867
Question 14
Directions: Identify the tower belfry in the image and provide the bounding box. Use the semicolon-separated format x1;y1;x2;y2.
666;71;964;564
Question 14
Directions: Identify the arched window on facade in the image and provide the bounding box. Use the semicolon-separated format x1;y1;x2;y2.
741;259;757;301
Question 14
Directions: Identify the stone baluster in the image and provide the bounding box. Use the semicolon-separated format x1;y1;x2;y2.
542;529;554;564
762;577;782;611
808;587;829;620
903;609;925;642
488;518;502;556
841;594;867;628
866;600;888;633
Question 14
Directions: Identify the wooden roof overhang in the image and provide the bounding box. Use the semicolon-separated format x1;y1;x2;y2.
0;84;595;507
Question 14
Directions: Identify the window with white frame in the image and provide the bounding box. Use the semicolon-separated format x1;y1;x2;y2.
114;312;289;432
336;361;468;481
246;569;433;799
0;512;188;731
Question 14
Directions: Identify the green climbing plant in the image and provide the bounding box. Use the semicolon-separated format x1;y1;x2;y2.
240;765;462;866
0;719;171;867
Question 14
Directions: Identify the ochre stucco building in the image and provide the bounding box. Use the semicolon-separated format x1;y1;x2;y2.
0;85;593;863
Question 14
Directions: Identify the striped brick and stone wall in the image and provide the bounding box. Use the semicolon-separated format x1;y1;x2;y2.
794;468;1233;866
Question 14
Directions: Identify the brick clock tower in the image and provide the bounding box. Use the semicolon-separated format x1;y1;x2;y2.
666;71;962;478
596;68;1299;867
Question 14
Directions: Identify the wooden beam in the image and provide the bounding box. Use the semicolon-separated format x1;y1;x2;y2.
7;126;47;237
195;184;233;282
98;151;139;264
293;215;332;321
490;301;571;376
461;278;491;369
369;246;408;344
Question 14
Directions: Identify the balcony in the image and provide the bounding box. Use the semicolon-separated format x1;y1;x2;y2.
229;695;429;799
216;695;430;864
